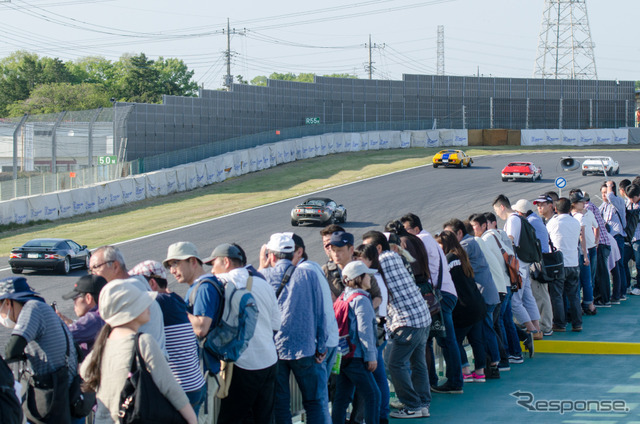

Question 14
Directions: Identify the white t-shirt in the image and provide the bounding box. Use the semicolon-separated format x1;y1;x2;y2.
580;209;598;249
373;272;388;317
546;214;581;267
504;213;522;246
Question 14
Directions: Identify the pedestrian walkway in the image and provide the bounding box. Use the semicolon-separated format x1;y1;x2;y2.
391;296;640;423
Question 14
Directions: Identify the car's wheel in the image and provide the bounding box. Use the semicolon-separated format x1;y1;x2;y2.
59;257;71;275
341;211;347;223
11;267;23;274
291;219;298;227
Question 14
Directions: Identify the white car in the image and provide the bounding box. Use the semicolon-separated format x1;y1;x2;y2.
581;156;620;176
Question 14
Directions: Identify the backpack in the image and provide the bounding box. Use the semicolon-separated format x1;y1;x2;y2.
333;292;366;359
0;356;22;424
189;275;259;363
514;216;542;263
623;206;640;243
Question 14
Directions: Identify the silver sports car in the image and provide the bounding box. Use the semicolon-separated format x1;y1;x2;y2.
291;198;347;226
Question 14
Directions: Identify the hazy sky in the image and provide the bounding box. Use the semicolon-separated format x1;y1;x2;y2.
0;0;637;89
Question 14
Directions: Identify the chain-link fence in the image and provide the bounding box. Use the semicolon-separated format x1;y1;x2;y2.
0;105;133;200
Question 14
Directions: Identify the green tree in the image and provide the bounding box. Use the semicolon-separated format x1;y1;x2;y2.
6;82;111;116
112;53;161;103
251;75;267;86
154;57;198;97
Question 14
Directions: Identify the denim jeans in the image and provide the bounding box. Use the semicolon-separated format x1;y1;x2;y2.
612;234;628;300
384;326;430;410
549;267;582;328
482;304;501;364
455;320;486;372
331;358;381;424
185;383;207;417
274;356;330;424
372;342;390;420
594;244;611;302
501;287;522;356
579;247;596;305
429;291;463;388
632;241;640;289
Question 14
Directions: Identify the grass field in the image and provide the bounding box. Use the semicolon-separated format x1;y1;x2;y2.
0;145;631;256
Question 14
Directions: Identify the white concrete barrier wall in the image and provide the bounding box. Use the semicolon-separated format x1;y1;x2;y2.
6;128;633;225
521;129;629;146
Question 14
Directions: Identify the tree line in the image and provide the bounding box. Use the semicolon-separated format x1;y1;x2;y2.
0;50;359;118
0;51;199;117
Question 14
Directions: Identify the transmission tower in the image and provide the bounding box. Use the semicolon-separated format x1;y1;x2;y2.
533;0;597;79
437;25;444;76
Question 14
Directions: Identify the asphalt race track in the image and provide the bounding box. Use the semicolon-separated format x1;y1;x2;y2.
0;149;636;347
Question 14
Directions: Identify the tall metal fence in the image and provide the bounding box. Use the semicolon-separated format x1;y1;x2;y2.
0;106;133;201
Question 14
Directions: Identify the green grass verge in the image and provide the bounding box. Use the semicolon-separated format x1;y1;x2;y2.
0;145;633;256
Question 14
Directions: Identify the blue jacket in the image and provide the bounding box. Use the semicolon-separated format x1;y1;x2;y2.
262;259;327;360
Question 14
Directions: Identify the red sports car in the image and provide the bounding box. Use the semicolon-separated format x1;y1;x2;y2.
501;162;543;182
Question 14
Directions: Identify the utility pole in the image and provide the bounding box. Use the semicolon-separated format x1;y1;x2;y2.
437;25;445;76
364;35;385;79
223;18;246;90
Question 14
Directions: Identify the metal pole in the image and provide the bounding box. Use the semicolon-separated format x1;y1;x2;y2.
12;114;28;180
51;111;66;190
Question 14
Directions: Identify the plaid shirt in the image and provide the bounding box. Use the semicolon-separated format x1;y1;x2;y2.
585;201;610;246
378;250;431;332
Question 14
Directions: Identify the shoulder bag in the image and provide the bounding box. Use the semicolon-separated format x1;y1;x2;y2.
530;238;565;283
491;234;522;292
118;333;187;424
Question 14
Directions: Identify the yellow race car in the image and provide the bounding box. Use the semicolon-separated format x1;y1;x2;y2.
432;149;473;168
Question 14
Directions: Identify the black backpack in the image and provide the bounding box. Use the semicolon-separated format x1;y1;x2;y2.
515;216;542;264
0;356;22;424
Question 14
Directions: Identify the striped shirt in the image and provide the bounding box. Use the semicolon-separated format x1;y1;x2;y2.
585;201;610;246
378;250;431;332
12;299;77;383
156;292;205;392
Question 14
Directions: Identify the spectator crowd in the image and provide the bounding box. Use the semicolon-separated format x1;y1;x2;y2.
1;176;640;423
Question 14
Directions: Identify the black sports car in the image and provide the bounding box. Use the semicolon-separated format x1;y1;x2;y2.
290;198;347;226
9;238;91;274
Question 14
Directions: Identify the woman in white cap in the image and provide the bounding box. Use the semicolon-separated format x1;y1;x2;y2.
331;261;381;424
80;282;197;424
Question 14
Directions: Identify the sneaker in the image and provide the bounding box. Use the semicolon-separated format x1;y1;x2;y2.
471;372;486;383
485;365;501;379
508;354;524;364
498;360;511;371
630;288;640;296
390;408;425;419
543;330;554;336
421;406;430;417
389;400;405;410
523;333;535;358
431;384;463;394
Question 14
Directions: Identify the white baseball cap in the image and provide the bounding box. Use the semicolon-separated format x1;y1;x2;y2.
266;233;295;253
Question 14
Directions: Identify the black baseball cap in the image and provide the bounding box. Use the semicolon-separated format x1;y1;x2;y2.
62;275;107;300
